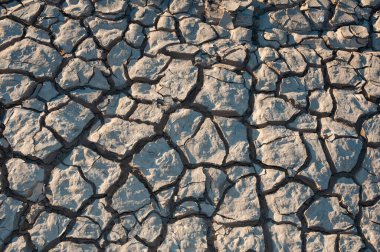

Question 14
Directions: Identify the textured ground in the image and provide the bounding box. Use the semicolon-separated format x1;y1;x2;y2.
0;0;379;251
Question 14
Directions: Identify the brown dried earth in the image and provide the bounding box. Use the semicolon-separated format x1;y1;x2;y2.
0;0;379;251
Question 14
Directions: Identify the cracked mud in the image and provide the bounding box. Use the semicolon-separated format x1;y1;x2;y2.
0;0;379;251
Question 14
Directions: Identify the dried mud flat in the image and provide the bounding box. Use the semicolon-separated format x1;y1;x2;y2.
0;0;379;251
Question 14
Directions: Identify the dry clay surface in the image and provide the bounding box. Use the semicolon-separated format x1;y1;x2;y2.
0;0;379;251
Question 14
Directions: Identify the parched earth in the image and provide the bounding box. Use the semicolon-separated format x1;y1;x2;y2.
0;0;379;251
